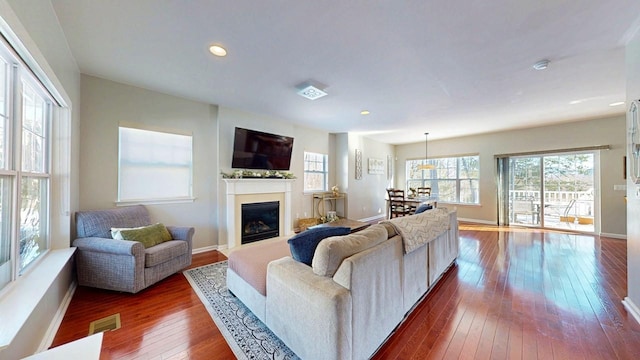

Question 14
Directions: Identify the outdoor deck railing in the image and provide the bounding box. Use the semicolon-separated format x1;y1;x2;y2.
510;190;594;223
510;190;593;202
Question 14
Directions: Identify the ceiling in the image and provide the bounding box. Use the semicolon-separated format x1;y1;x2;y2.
50;1;640;144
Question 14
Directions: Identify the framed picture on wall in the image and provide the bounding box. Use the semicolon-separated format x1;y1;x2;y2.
368;158;384;174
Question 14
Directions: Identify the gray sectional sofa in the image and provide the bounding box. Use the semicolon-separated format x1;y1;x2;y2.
227;207;459;360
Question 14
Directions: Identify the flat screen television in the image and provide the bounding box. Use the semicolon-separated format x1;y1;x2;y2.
231;127;294;170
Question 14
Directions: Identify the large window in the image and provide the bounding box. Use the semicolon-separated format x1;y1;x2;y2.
118;126;193;203
406;155;479;204
0;43;53;290
304;152;328;192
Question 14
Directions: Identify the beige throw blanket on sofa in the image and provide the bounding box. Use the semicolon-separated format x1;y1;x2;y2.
382;207;451;254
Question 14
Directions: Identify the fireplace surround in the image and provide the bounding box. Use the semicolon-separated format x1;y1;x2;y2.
223;179;294;249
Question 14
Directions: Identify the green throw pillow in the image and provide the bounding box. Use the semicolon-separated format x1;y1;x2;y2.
111;223;172;248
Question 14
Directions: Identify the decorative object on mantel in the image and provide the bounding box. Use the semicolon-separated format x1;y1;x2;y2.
220;170;296;179
355;149;362;180
368;158;384;175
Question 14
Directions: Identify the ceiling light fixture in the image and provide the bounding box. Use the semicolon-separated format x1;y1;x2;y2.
209;45;227;57
609;101;625;107
360;110;370;115
533;59;550;70
296;80;328;100
417;132;435;170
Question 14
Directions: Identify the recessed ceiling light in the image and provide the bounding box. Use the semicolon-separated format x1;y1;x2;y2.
209;45;227;57
533;59;550;70
609;101;625;107
360;110;370;115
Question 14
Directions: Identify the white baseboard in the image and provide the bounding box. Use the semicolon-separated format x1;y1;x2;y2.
600;233;627;240
192;245;220;254
623;297;640;325
457;217;496;225
38;280;77;352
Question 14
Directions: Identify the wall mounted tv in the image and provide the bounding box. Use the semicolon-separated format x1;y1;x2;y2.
231;127;294;170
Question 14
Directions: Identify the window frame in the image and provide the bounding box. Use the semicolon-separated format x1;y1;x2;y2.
117;125;195;205
0;40;54;290
406;154;480;205
303;151;328;193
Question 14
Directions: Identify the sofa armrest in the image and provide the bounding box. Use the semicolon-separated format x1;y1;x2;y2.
166;226;194;256
72;237;146;293
166;226;194;242
266;257;353;360
73;237;144;256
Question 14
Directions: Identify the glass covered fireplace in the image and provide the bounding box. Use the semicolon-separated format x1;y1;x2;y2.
241;201;280;244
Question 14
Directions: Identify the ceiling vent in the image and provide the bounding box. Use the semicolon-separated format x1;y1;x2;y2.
296;80;328;100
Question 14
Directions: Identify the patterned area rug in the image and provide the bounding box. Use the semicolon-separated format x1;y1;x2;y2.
183;261;299;360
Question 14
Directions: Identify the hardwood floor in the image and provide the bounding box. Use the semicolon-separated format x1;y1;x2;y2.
52;224;640;359
52;251;234;359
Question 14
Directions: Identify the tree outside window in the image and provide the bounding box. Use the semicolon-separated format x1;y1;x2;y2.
406;155;479;204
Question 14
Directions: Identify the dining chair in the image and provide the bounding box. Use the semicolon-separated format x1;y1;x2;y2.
386;188;413;218
416;187;431;197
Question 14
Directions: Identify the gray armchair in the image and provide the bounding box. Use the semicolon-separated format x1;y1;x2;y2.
73;205;194;293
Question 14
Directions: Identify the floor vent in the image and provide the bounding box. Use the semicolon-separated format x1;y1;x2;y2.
88;313;121;335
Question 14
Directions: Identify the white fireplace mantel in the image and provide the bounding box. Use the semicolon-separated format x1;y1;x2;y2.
223;178;295;249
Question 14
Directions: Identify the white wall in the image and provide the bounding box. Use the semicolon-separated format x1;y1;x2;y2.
395;116;627;236
79;75;219;250
625;32;640;322
336;133;395;221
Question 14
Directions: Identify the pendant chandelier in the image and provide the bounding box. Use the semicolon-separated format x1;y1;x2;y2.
417;132;435;170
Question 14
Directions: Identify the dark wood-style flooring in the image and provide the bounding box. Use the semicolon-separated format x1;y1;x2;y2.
52;224;640;359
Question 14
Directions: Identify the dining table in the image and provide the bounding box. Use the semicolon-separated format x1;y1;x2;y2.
385;196;438;219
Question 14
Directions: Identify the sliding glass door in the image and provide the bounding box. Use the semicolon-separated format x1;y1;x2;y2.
509;157;542;226
499;151;596;233
543;153;595;231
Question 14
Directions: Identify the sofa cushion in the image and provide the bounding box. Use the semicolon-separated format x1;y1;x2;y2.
145;240;188;267
312;224;388;277
112;223;172;248
414;203;433;214
288;226;351;266
76;205;151;238
228;239;291;296
380;222;397;238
